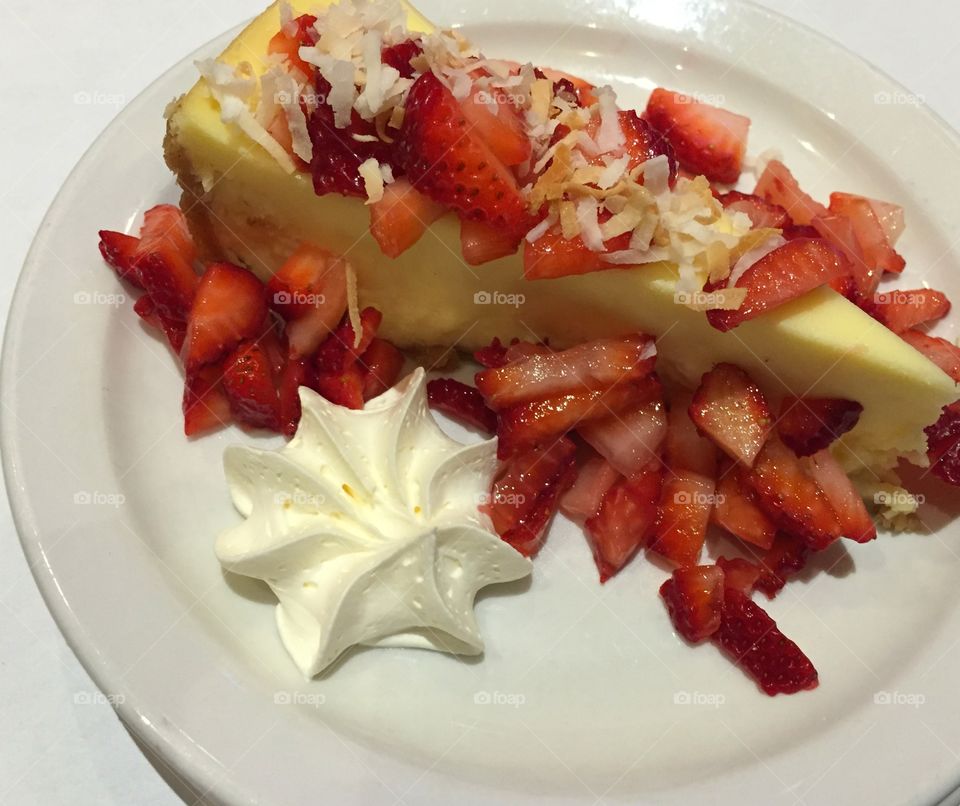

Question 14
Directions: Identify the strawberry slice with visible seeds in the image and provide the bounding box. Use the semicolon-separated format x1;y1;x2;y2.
754;160;828;226
560;455;621;522
803;450;876;543
222;340;282;432
98;230;144;288
755;532;809;598
183;263;269;371
689;363;772;466
712;587;819;695
901;330;960;381
579;390;667;477
706;238;849;332
369;178;444;258
460;218;520;265
777;396;863;456
183;363;232;437
811;214;877;301
133;294;187;353
483;437;577;556
585;465;662;581
745;437;841;551
665;390;719;477
361;338;404;401
712;460;777;550
135;204;199;323
426;378;498;433
660;564;725;642
718;191;790;230
523;226;631;280
644;88;750;184
650;470;717;567
868;288;951;334
474;337;510;369
829;192;905;275
716;556;762;595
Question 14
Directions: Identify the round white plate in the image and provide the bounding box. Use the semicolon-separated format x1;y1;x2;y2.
4;1;960;803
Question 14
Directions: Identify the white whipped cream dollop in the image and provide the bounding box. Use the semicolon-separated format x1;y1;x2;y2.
217;368;531;676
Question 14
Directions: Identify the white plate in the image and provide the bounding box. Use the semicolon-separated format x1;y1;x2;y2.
4;1;960;803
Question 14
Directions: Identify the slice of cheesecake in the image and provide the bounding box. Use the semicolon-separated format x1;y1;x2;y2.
163;0;957;472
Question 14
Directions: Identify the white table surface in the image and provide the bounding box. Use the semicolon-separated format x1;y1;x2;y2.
2;1;959;803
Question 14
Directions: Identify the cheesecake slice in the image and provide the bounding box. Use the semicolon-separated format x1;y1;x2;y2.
163;0;958;472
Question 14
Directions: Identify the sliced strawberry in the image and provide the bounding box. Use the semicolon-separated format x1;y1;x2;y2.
135;204;199;322
829;192;905;275
718;191;790;230
583;109;676;178
868;198;905;247
222;340;282;431
474;337;511;369
754;160;828;226
868;288;950;334
901;330;960;381
745;437;841;551
689;363;772;466
754;532;809;598
712;587;818;696
277;355;313;437
380;38;422;78
460;85;531;167
664;390;718;477
460;218;520;265
579;390;668;477
644;88;749;184
777;396;863;456
810;214;877;301
397;72;535;242
585;466;662;581
782;223;820;240
712;461;777;550
803;450;876;543
539;66;597;106
360;338;404;401
716;556;762;595
559;455;621;522
706;238;848;332
98;230;144;287
523;226;631;280
369;178;444;258
312;308;381;410
266;243;348;358
926;402;960;487
267;13;317;76
475;334;656;410
426;378;498;433
660;564;725;642
133;294;187;353
483;438;577;556
650;470;716;567
183;363;232;437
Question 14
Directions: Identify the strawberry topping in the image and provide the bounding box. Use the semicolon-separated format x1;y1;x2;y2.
718;191;790;230
222;340;282;431
660;564;725;642
98;230;144;288
776;396;863;457
426;378;498;433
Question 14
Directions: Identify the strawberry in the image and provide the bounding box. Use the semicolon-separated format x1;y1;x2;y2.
426;378;498;433
183;363;232;437
754;532;809;598
397;72;535;242
133;294;186;353
712;587;818;695
706;239;849;332
266;243;348;357
754;160;828;226
483;437;577;556
660;564;725;642
584;109;676;178
712;461;777;550
745;437;841;551
867;288;950;334
267;13;317;77
380;38;422;78
560;455;621;522
98;230;144;287
312;308;382;410
360;338;404;400
474;337;511;369
782;223;820;241
643;88;750;184
585;466;662;581
716;556;762;595
277;355;314;437
810;214;877;301
579;391;668;477
460;218;520;265
867;198;905;247
926;403;960;486
222;340;282;431
460;85;531;167
523;226;631;280
901;330;960;381
664;390;718;477
717;191;790;230
368;178;444;258
650;470;716;567
183;263;268;372
776;396;863;456
803;450;876;543
828;192;905;275
689;363;772;466
135;204;199;323
538;66;597;106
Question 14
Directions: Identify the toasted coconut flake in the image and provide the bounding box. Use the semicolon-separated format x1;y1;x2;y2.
595;86;624;153
358;157;385;203
275;73;313;162
641;155;671;195
525;210;558;243
559;200;579;240
529;78;553;123
576;196;604;251
597;155;630;190
345;262;362;348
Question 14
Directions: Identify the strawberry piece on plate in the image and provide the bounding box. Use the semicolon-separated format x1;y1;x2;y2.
585;466;662;581
716;556;762;595
776;396;863;456
650;470;717;567
901;330;960;381
829;192;905;275
222;340;282;431
689;363;772;466
460;84;531;167
312;308;382;410
926;403;960;487
712;587;819;695
560;455;621;522
135;204;199;323
579;389;667;477
360;338;405;401
660;564;725;642
664;390;719;477
426;378;498;433
803;449;876;543
754;533;810;598
718;191;791;230
644;88;750;184
460;218;521;265
369;178;444;259
183;363;232;437
706;238;849;332
98;230;144;288
810;213;879;302
868;288;950;334
133;294;187;353
277;356;314;437
754;160;829;226
712;461;777;550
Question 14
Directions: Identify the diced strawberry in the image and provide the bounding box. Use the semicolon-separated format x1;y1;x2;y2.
660;564;725;642
559;455;621;522
868;198;905;247
650;470;716;567
360;338;404;400
745;437;841;551
267;14;317;76
277;355;313;437
380;38;422;78
460;85;531;167
717;191;790;230
689;363;772;466
474;337;511;369
397;72;535;242
584;110;677;178
460;218;520;265
523;226;631;280
664;390;718;477
266;243;348;357
782;223;820;240
777;396;863;456
483;438;577;556
868;288;951;334
901;330;960;381
98;230;143;287
829;192;905;275
706;239;848;332
716;556;762;595
811;214;877;301
135;204;199;323
182;364;232;437
712;587;818;696
538;66;597;106
579;393;668;477
754;532;809;598
803;450;876;543
754;160;829;226
475;334;656;410
426;378;498;433
926;402;960;487
222;340;282;431
311;308;382;410
585;466;662;581
644;88;749;184
133;294;187;353
369;178;444;258
712;461;777;550
133;294;159;327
